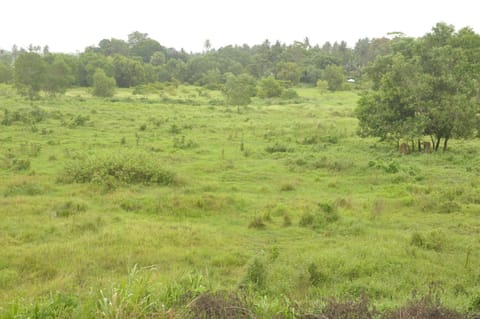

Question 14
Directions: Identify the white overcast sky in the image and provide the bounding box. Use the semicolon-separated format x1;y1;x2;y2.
1;0;479;53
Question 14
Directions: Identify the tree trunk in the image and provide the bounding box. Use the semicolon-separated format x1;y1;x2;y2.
418;139;422;152
443;137;449;152
411;140;415;152
435;137;441;151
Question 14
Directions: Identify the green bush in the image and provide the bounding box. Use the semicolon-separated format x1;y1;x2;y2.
92;69;116;98
60;150;176;186
265;143;291;153
308;262;324;287
299;203;339;229
281;88;299;99
4;181;45;197
241;257;267;290
257;76;283;98
54;200;88;217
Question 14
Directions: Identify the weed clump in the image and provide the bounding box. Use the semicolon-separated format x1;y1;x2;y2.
249;216;267;229
187;292;251;319
4;180;45;197
60;150;176;186
265;143;291;153
240;257;267;290
410;231;445;251
385;294;464;319
318;294;376;319
299;203;339;229
54;200;88;217
4;158;30;171
308;262;325;287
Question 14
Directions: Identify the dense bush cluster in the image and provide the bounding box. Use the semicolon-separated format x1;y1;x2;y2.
61;150;176;186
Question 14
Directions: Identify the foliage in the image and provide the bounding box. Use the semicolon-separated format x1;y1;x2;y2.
357;23;480;151
324;64;346;91
222;72;256;107
14;52;47;100
316;79;329;93
61;150;176;186
0;61;13;83
241;256;267;290
113;54;145;88
275;61;302;84
96;265;161;318
92;69;116;97
44;54;75;96
281;88;299;99
257;76;284;98
187;292;252;319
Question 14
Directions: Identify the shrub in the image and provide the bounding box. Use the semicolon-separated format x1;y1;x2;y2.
279;182;295;191
281;88;299;99
315;294;376;319
257;76;283;98
4;293;78;319
1;106;47;126
299;212;315;227
308;262;324;287
4;181;44;197
92;69;116;98
20;142;42;157
249;216;266;229
282;214;292;227
97;265;161;318
187;292;251;319
386;294;463;319
241;257;267;290
265;143;291;153
66;114;90;128
299;203;339;229
3;158;31;171
162;272;208;308
54;200;88;217
410;231;445;251
60;150;176;186
316;79;329;93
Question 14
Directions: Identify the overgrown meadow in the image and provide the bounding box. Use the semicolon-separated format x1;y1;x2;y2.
0;83;479;318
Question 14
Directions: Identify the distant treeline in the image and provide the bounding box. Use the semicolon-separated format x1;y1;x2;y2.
0;30;391;92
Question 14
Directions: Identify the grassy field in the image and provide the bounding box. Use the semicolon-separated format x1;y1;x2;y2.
0;83;479;318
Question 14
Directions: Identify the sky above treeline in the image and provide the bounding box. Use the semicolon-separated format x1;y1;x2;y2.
2;0;479;53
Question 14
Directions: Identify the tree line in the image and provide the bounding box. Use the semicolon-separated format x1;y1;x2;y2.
0;31;390;98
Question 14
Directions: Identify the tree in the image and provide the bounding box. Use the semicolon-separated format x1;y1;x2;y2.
98;38;130;56
275;61;302;85
323;64;345;91
44;55;74;96
223;73;256;112
356;54;425;144
150;51;166;66
92;69;116;97
0;61;13;83
112;55;145;88
356;23;480;151
204;39;212;52
78;52;114;86
257;76;283;98
14;52;47;100
128;32;163;63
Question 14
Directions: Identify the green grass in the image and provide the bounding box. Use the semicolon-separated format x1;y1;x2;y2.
0;85;479;317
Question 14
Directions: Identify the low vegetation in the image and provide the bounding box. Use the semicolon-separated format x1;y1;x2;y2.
0;83;478;318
